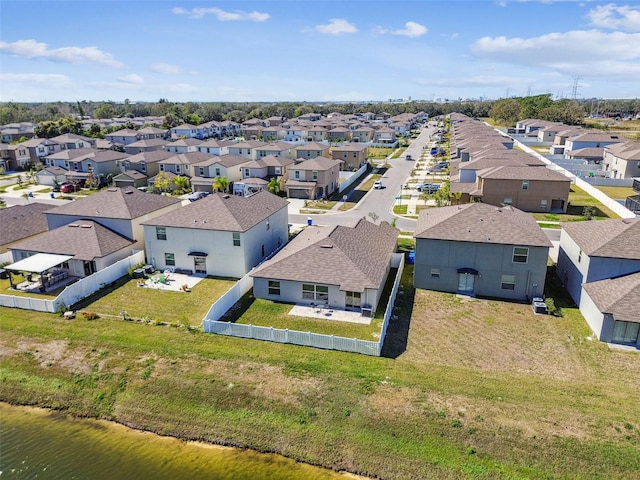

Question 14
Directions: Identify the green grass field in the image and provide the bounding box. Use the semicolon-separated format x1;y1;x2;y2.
1;266;639;479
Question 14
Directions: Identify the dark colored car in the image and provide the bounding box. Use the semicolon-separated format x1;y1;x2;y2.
416;183;441;193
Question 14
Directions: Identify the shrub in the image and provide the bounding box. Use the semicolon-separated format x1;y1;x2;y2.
545;298;564;317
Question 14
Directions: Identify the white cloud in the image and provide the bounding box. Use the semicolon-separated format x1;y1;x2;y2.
470;30;640;76
391;21;428;38
313;18;358;35
150;62;184;74
0;39;123;67
587;4;640;31
0;73;73;86
118;74;144;84
172;7;269;21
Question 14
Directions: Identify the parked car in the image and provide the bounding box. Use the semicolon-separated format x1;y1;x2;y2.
405;154;413;161
416;183;441;193
60;183;82;193
188;191;209;202
373;180;384;189
430;148;438;155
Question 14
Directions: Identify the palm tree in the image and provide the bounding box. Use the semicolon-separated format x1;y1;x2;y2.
213;176;229;193
267;177;280;194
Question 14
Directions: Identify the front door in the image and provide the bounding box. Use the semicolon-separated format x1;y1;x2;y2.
458;273;475;294
193;256;206;274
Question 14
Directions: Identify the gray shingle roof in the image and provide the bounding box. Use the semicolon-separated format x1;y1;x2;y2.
251;219;399;292
477;165;571;181
45;186;181;220
0;203;50;247
9;220;134;261
561;218;640;259
582;272;640;322
141;190;288;232
415;203;552;247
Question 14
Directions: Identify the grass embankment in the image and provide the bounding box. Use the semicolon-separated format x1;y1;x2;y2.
595;186;635;199
1;265;639;479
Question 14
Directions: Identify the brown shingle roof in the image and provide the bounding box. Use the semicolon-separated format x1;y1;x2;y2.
477;165;571;181
415;203;551;247
251;219;399;292
0;203;50;247
45;186;181;220
141;190;288;232
561;219;640;259
9;220;133;261
582;272;640;322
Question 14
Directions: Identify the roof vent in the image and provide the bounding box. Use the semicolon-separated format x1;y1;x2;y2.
68;224;79;228
125;190;134;194
320;244;333;248
108;188;118;192
80;224;92;228
223;194;230;199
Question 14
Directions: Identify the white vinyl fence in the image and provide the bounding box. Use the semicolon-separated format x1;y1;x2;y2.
339;163;368;193
0;251;13;265
0;250;145;313
202;253;405;356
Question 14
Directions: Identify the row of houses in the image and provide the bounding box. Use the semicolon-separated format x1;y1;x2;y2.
448;114;572;213
515;118;640;180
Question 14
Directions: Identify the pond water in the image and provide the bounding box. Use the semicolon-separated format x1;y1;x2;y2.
0;403;359;480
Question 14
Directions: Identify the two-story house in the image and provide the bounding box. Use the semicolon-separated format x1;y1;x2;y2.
285;157;342;199
331;143;368;171
191;154;252;193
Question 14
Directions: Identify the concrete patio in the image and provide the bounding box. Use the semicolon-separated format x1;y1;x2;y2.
138;272;206;292
289;304;372;325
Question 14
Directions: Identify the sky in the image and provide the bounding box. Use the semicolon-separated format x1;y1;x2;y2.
1;0;639;103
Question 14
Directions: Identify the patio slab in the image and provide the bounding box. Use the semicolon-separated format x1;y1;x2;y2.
289;304;371;325
139;272;206;292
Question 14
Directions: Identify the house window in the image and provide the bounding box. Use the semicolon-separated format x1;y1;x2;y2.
312;171;318;181
232;232;241;246
501;275;516;290
295;171;300;179
156;227;167;240
578;249;582;263
176;165;181;173
244;168;250;177
540;199;548;209
199;167;205;176
513;247;529;263
612;321;639;344
430;268;440;278
160;164;165;171
268;280;280;296
522;180;529;190
164;253;175;266
275;167;281;174
503;197;513;205
302;284;329;301
215;167;221;176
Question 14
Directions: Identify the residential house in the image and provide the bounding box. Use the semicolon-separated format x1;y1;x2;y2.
44;186;182;251
170;123;204;139
261;125;286;142
158;151;212;177
35;166;69;187
255;142;295;160
603;141;640;179
43;148;129;182
1;122;35;143
564;132;622;157
251;218;399;314
0;202;50;254
124;138;169;155
227;140;266;159
471;165;571;212
284;124;308;142
234;155;293;197
142;191;289;278
105;128;141;146
119;150;174;178
17;138;61;164
196;138;232;156
50;133;95;150
413;203;551;301
191;154;252;193
351;127;375;143
0;144;31;170
113;170;149;188
8;220;135;278
306;126;327;142
285;157;342;199
137;126;167;140
241;124;264;140
556;218;640;305
327;126;351;143
164;138;201;154
331;143;368;171
373;126;396;145
294;142;330;161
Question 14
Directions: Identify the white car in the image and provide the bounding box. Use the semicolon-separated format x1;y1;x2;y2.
373;180;384;189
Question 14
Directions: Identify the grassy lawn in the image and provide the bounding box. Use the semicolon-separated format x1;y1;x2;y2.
595;185;635;199
531;185;620;222
301;199;337;210
390;147;406;159
367;147;394;160
537;222;561;229
1;264;639;479
226;297;383;341
73;275;236;326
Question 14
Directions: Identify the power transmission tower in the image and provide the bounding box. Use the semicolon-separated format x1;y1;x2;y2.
570;76;583;100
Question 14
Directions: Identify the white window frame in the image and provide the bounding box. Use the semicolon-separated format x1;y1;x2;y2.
156;227;167;240
232;232;241;247
164;252;175;266
430;268;440;278
522;180;529;190
302;284;329;301
268;280;280;296
513;247;529;263
501;274;516;290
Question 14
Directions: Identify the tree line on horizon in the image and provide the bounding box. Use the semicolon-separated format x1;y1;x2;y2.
1;95;638;137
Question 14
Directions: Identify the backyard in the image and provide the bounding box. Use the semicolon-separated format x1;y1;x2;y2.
1;263;639;479
531;184;620;222
72;275;237;326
